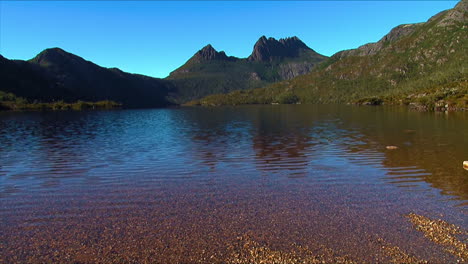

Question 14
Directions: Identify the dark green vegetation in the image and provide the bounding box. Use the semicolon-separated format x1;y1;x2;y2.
0;91;121;110
167;36;327;104
0;50;173;109
193;0;467;110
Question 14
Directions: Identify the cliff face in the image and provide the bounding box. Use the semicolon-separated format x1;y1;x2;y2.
248;36;313;62
277;62;317;80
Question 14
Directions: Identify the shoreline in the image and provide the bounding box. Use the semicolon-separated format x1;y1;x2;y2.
0;100;122;111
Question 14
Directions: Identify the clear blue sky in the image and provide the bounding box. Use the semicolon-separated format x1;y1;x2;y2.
0;1;458;78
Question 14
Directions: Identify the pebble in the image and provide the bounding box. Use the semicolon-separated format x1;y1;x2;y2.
463;161;468;170
386;146;398;150
407;213;468;262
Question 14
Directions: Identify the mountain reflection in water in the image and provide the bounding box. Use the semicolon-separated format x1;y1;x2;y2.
0;105;466;263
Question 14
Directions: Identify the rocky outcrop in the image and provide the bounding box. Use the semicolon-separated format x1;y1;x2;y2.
193;44;230;61
278;62;316;80
248;36;313;62
169;44;236;76
334;23;421;58
434;0;467;26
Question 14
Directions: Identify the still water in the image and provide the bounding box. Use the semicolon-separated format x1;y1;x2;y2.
1;105;467;263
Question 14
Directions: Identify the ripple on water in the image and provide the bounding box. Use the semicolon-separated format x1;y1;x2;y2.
0;105;467;263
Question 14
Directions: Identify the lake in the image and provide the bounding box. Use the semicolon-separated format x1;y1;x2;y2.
1;105;467;263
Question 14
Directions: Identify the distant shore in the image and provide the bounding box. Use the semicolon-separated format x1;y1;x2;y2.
0;99;122;111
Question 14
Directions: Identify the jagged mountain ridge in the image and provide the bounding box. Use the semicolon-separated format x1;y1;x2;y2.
167;36;327;103
190;44;234;62
248;36;313;61
1;36;326;107
194;0;467;108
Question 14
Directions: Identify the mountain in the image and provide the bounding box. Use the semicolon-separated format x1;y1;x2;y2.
194;0;467;110
0;54;59;100
1;37;326;107
2;1;465;110
186;44;233;62
248;36;314;62
166;36;327;104
0;48;173;108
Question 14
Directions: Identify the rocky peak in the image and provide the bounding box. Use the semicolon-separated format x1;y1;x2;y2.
169;44;234;76
248;36;312;62
194;44;229;61
278;36;309;50
433;0;467;27
381;24;420;43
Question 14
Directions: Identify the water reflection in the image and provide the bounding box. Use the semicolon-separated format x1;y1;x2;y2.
2;105;467;264
0;105;467;203
250;107;314;178
328;106;468;201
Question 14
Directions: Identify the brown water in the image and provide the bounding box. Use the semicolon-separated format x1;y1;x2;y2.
0;105;467;263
